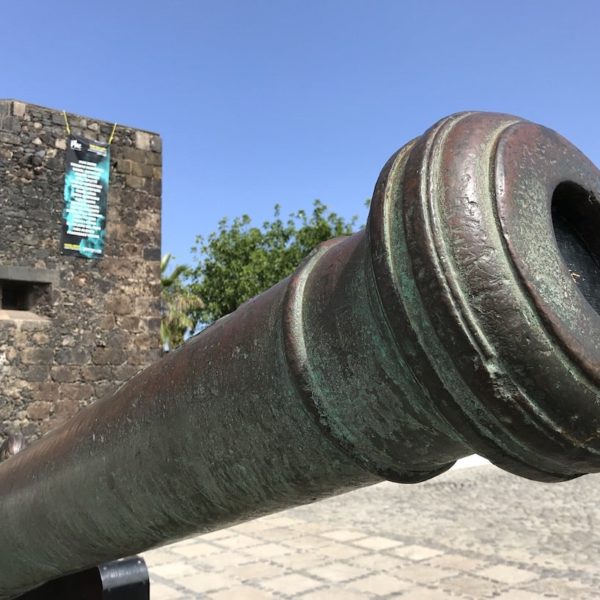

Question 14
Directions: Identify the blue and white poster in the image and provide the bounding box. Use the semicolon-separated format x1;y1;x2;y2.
62;136;110;258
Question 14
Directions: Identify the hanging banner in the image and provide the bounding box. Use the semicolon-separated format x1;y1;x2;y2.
61;136;110;258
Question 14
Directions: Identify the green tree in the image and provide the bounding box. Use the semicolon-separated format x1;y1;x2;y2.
160;253;204;350
189;200;358;327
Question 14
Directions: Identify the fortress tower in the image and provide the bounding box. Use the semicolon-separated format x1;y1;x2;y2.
0;100;162;440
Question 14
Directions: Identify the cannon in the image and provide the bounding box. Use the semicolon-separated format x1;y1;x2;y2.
1;111;600;598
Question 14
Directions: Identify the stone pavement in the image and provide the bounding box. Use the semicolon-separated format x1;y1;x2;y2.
142;465;600;599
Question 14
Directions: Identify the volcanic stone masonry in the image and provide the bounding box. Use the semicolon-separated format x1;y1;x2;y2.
0;100;162;441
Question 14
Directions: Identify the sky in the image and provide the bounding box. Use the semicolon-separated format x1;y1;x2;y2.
3;0;600;268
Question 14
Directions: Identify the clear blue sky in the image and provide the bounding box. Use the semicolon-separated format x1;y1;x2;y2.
3;1;600;267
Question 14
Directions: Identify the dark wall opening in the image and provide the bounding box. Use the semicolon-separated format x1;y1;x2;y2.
0;280;51;313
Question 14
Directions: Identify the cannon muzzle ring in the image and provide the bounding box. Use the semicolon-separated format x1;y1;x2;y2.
365;112;600;483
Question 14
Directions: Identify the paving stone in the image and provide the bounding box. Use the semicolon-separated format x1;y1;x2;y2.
233;561;288;581
514;551;575;570
439;574;508;597
349;553;410;572
150;561;198;578
398;588;454;600
271;551;336;571
400;564;457;584
300;589;366;599
247;526;300;542
317;542;368;560
522;576;597;599
207;584;274;599
261;573;322;595
307;562;370;583
297;522;341;534
351;536;403;551
493;591;549;600
345;573;412;596
425;553;489;572
179;571;238;594
215;533;262;549
392;544;444;561
284;535;333;550
195;550;256;570
321;529;366;542
143;548;180;566
476;564;540;584
244;542;294;560
149;581;186;599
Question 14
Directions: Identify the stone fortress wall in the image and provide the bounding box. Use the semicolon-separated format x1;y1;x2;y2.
0;100;162;440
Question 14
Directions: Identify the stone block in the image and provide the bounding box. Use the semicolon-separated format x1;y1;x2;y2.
55;347;90;365
60;383;94;403
20;365;50;382
51;366;79;383
1;116;21;132
145;317;162;333
144;178;161;195
120;147;147;163
135;131;151;151
121;243;142;258
19;320;53;333
132;162;154;178
106;328;130;349
126;175;144;189
31;332;50;345
147;152;162;166
116;159;132;174
143;247;161;261
53;397;79;418
92;347;126;366
131;329;158;352
116;315;140;332
26;401;53;420
12;102;26;117
149;135;161;153
21;347;53;365
81;365;112;381
94;381;120;400
34;381;60;398
127;349;161;365
104;295;133;316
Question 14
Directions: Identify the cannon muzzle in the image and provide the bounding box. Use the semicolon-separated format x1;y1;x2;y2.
1;112;600;597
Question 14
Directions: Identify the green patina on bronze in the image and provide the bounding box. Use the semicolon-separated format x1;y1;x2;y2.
0;112;599;598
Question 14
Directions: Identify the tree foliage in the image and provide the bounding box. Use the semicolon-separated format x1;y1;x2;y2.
189;200;357;327
160;253;204;350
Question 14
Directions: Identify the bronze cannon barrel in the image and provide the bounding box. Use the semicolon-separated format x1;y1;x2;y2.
2;111;600;597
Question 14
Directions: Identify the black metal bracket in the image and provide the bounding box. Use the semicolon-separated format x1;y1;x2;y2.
14;556;149;599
